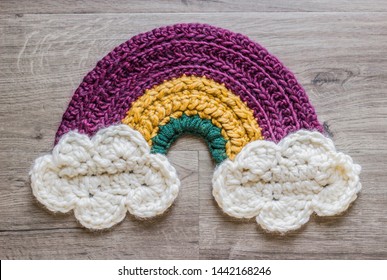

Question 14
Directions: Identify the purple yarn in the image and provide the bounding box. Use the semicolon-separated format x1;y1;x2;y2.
55;23;323;144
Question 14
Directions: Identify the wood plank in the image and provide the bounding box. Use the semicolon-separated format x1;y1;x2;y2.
1;12;387;259
1;0;387;14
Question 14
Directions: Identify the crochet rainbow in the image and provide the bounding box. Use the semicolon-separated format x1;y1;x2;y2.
30;23;361;233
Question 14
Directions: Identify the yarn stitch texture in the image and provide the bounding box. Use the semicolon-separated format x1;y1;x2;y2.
122;75;262;159
31;125;179;229
30;23;361;233
151;114;228;164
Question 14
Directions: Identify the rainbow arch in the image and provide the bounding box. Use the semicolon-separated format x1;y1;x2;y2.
31;23;362;232
56;23;323;162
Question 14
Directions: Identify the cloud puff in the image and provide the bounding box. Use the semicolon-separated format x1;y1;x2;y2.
30;124;180;230
212;130;361;233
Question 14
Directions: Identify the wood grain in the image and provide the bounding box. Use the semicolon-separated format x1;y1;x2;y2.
1;3;387;259
1;0;387;13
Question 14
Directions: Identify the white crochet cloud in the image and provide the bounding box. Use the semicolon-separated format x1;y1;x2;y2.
212;130;361;233
30;124;180;230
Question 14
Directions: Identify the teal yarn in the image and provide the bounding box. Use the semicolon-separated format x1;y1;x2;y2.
151;114;228;163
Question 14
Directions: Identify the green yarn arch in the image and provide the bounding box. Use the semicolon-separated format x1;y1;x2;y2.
151;114;228;163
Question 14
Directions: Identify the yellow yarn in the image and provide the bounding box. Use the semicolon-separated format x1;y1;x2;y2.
122;75;262;159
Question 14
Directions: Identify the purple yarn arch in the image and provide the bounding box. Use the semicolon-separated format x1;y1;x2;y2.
55;23;323;144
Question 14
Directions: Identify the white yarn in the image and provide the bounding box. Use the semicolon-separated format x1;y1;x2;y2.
30;124;180;230
31;125;361;233
212;130;361;233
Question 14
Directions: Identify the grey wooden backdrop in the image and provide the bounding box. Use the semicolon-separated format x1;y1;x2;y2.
1;0;387;259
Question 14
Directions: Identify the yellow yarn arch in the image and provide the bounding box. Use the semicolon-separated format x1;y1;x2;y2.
122;75;262;159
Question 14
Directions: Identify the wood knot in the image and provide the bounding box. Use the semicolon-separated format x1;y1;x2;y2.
323;121;334;138
312;69;354;87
